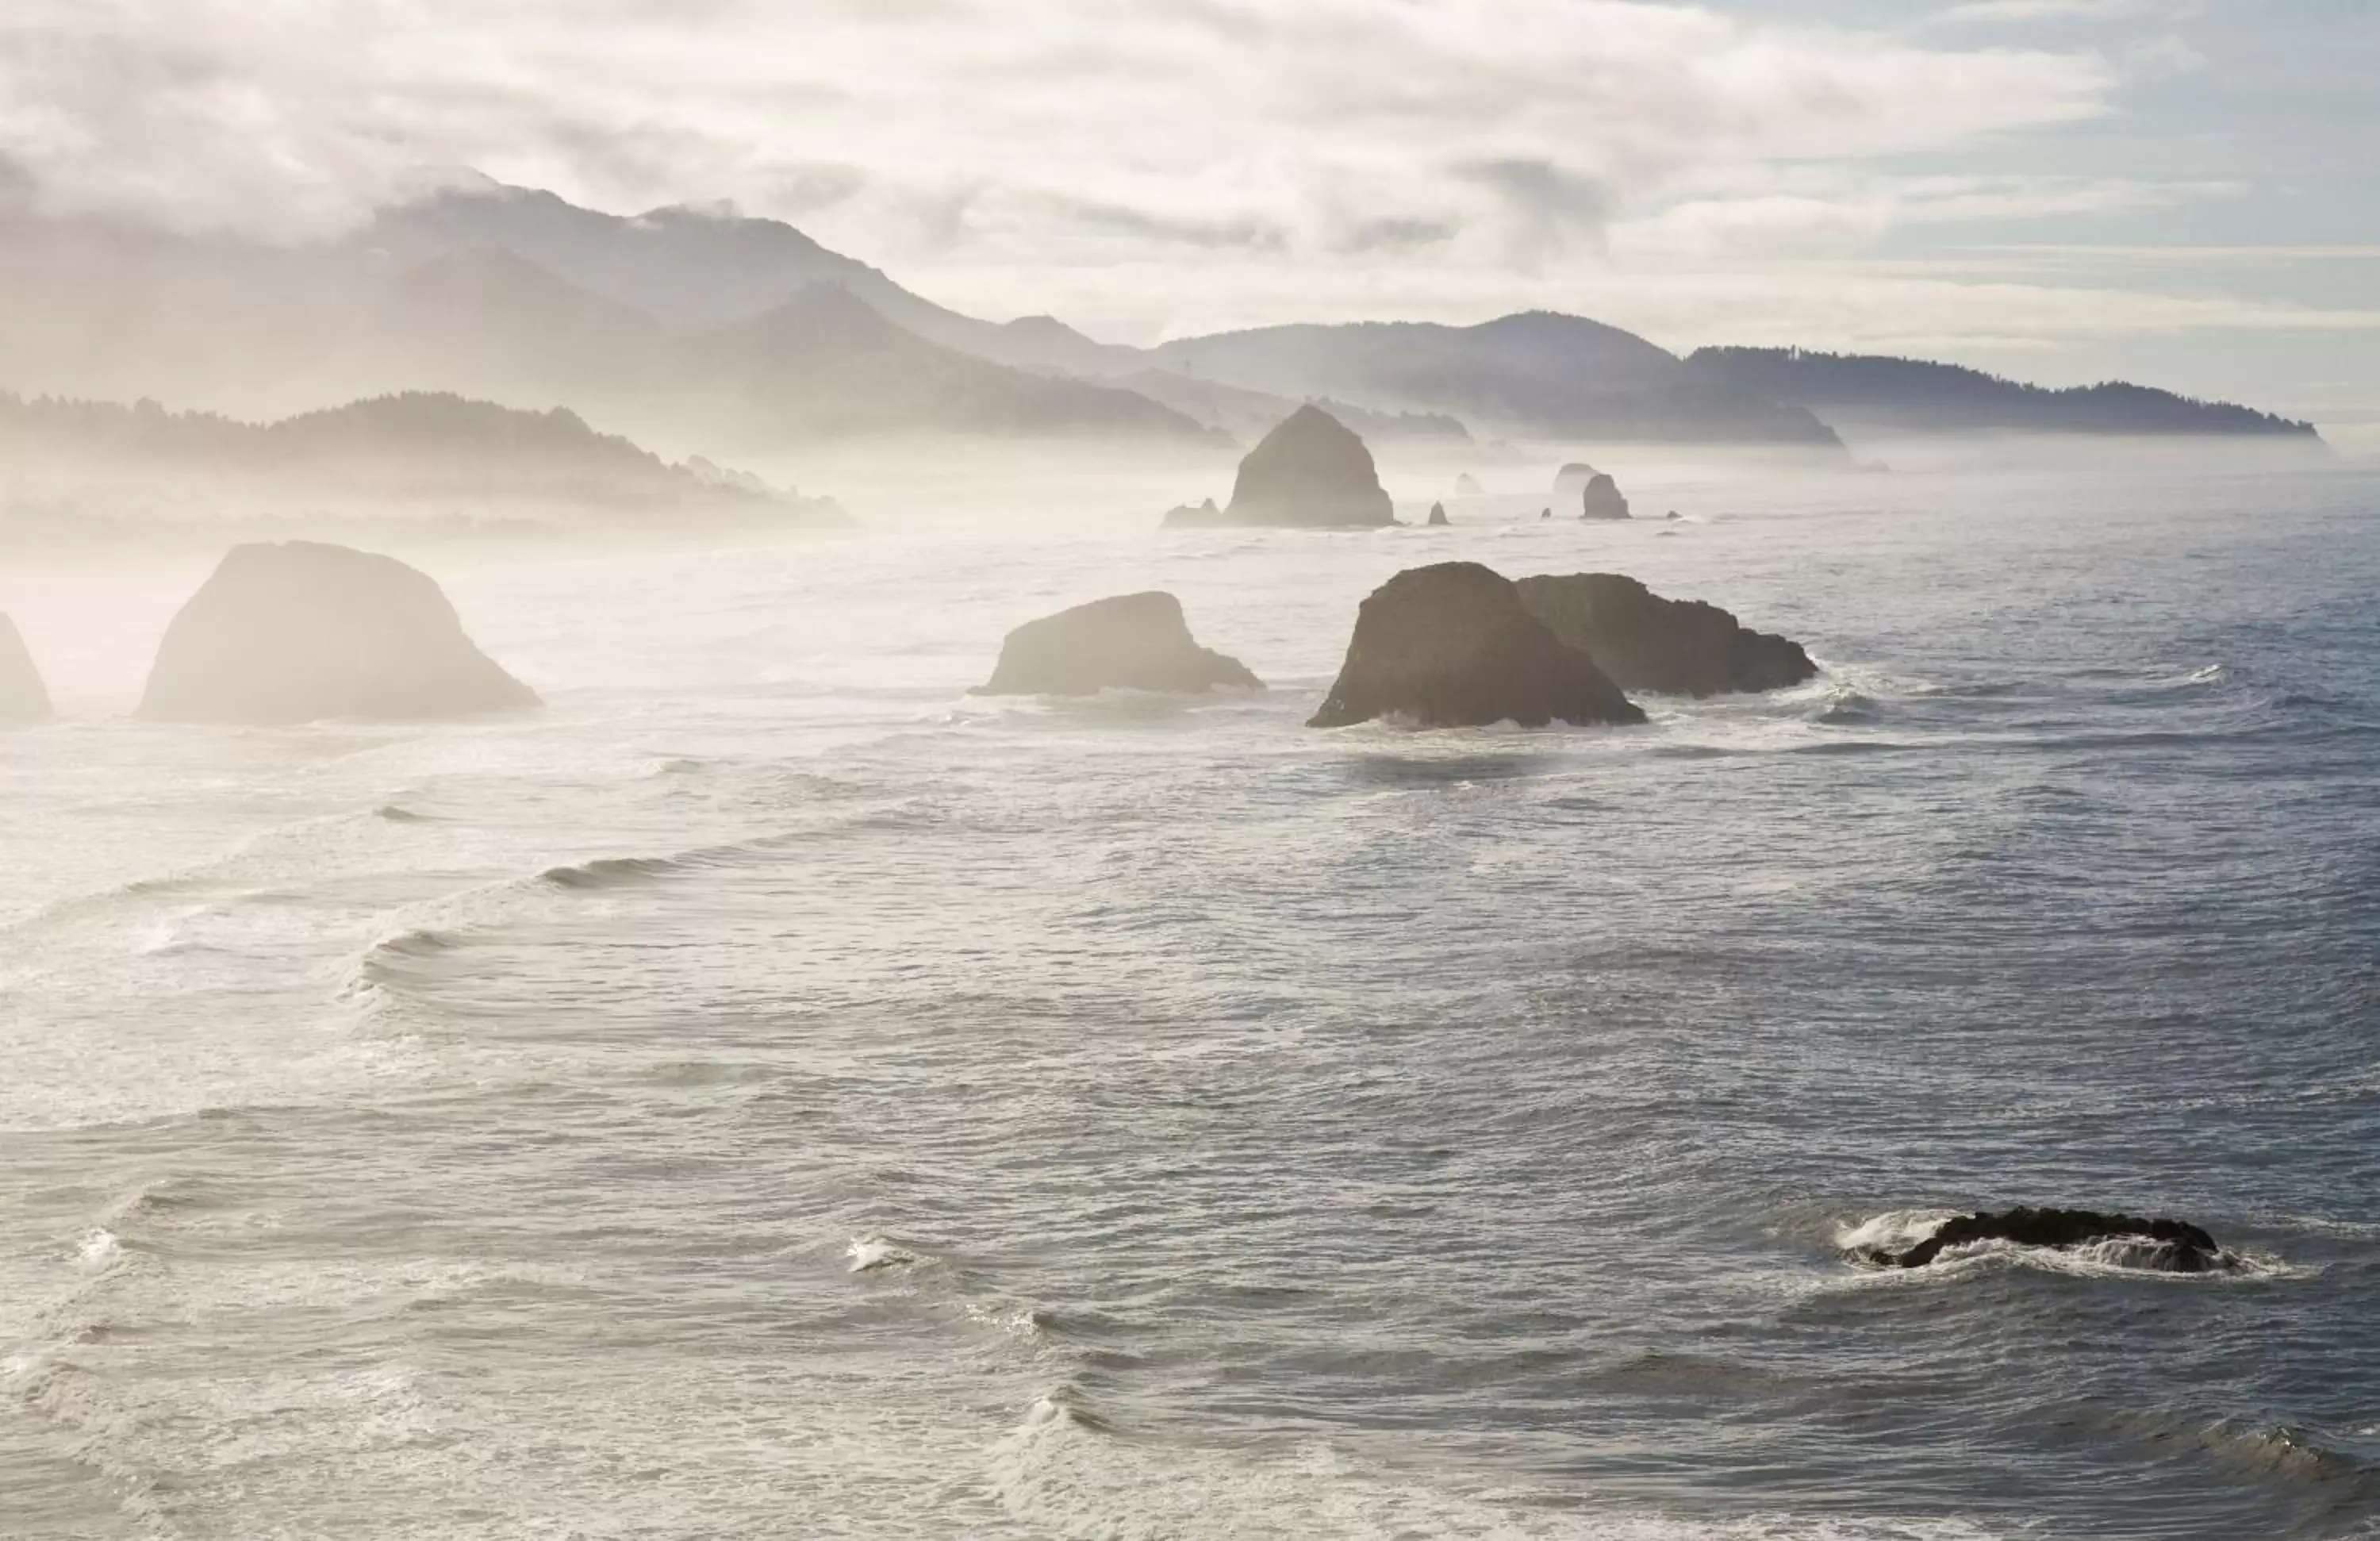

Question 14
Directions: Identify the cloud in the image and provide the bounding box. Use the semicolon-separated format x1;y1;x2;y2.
1928;0;2205;25
0;0;2121;267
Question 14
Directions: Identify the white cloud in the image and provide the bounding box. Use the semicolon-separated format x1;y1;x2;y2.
0;0;2121;271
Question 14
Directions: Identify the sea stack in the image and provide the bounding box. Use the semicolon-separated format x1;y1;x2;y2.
1580;474;1630;521
1553;463;1601;498
1514;574;1816;697
1;614;52;726
1309;563;1644;729
977;592;1261;696
1165;405;1394;528
138;541;540;724
1426;502;1450;527
1454;474;1484;495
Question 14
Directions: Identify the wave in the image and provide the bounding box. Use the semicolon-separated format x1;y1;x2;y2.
536;855;685;890
846;1235;931;1275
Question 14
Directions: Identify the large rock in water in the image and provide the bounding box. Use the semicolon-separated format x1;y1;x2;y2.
1514;574;1815;697
977;592;1261;696
1169;405;1393;528
1580;473;1631;521
1857;1208;2234;1274
139;541;539;724
1553;463;1601;498
2;614;52;726
1309;563;1644;729
1426;502;1450;527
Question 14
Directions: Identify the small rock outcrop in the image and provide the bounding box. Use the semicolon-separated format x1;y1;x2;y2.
1514;574;1816;697
1309;563;1644;730
1553;463;1601;498
1162;496;1223;526
2;614;52;726
1454;473;1484;495
1166;405;1394;528
138;541;539;724
1426;502;1450;527
1857;1208;2234;1274
977;592;1261;697
1580;474;1630;521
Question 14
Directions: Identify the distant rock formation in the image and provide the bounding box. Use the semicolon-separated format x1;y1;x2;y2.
1539;508;1552;521
138;541;540;724
1162;497;1223;527
1553;463;1601;498
1426;502;1450;527
977;592;1261;696
1167;405;1394;528
1580;474;1630;521
1309;563;1644;729
1856;1208;2234;1274
1454;473;1484;495
1686;347;2322;441
1;614;51;725
1514;574;1815;697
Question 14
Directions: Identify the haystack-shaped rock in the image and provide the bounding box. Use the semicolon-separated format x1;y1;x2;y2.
1580;474;1630;521
1426;502;1450;527
139;541;539;724
1454;474;1484;495
977;592;1261;697
1553;463;1601;498
1309;563;1643;729
1514;574;1815;697
1171;405;1392;528
2;614;52;726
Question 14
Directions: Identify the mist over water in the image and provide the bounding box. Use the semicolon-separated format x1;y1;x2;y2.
4;459;2378;1538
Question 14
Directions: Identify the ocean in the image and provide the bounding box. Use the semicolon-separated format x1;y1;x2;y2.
3;459;2377;1539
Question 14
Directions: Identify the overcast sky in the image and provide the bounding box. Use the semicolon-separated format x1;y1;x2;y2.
2;0;2375;441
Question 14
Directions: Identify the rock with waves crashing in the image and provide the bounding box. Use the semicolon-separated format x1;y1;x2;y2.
977;591;1261;697
1309;562;1644;730
1580;473;1631;521
1514;573;1815;697
1553;463;1601;498
2;613;52;726
1426;501;1450;527
138;540;540;724
1168;405;1393;529
1857;1207;2234;1274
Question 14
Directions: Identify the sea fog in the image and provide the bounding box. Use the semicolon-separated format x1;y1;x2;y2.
3;451;2378;1539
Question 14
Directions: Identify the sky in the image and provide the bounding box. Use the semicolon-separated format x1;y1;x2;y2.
2;0;2375;444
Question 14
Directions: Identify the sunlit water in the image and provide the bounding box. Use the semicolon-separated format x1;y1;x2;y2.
4;463;2378;1539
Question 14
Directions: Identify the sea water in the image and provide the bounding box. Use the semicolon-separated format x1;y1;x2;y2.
2;461;2376;1539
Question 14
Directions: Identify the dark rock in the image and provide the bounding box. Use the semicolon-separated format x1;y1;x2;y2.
1514;574;1816;697
1309;563;1644;729
138;541;539;724
1539;508;1551;521
1553;463;1601;498
1426;502;1450;527
1664;510;1682;521
1859;1207;2233;1274
1580;473;1630;521
977;592;1261;697
1454;473;1484;495
1197;405;1394;528
2;613;52;726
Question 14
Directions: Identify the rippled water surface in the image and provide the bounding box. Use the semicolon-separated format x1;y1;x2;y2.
4;463;2378;1539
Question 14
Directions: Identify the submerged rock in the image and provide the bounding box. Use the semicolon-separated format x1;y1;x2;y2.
1580;473;1630;521
1308;562;1643;729
1167;405;1393;528
138;540;539;724
1426;501;1450;527
1553;463;1601;498
977;591;1261;697
1514;574;1816;697
1;613;52;726
1859;1208;2233;1274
